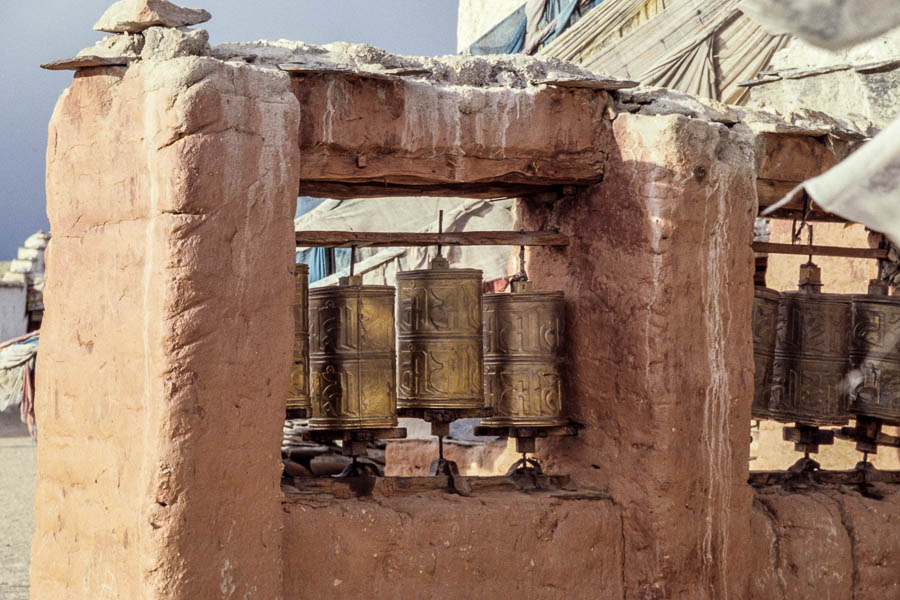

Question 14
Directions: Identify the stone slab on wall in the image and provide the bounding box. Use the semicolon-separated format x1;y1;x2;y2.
282;490;623;599
750;484;900;600
34;55;299;598
517;112;758;598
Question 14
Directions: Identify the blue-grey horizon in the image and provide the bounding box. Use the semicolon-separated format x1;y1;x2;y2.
0;0;459;260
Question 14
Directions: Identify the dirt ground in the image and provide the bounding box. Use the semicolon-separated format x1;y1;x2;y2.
0;414;34;600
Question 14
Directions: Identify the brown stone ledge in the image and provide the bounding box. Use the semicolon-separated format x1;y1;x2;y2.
750;469;900;487
282;474;609;503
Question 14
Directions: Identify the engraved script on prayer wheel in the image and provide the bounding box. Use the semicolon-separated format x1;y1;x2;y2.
308;276;397;430
850;282;900;426
397;257;483;410
751;286;780;421
287;263;311;416
768;264;852;426
481;281;567;427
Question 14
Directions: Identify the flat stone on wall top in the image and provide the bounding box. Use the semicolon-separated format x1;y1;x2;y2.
94;0;211;33
212;39;636;90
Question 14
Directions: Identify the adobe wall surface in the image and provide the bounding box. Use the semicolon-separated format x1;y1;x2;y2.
517;113;758;598
749;484;900;600
33;56;300;598
282;489;624;599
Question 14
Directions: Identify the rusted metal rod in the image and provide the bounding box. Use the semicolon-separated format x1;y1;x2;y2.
752;242;889;260
295;230;569;248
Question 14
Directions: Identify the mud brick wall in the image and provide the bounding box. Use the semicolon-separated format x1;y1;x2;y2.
34;57;299;598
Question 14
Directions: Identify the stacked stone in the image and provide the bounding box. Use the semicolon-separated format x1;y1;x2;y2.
44;0;212;70
880;240;900;287
281;420;386;479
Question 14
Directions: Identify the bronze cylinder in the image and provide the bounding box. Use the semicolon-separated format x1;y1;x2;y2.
850;283;900;425
397;257;483;411
287;263;311;416
308;276;398;430
481;281;566;427
768;267;852;426
751;286;780;421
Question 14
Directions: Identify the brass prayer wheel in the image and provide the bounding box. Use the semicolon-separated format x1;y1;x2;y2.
481;281;567;427
850;280;900;426
767;263;852;426
287;263;311;416
308;275;398;430
396;256;483;411
750;286;780;421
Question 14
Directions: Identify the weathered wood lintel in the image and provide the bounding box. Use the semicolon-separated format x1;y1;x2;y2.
295;230;569;248
298;181;586;200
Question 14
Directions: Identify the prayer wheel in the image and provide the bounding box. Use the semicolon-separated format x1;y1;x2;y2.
850;280;900;425
308;276;398;430
750;285;780;421
287;263;311;416
481;281;567;427
768;263;852;426
396;256;484;411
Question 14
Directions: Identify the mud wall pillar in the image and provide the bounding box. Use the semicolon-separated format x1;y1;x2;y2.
32;58;299;598
519;113;758;599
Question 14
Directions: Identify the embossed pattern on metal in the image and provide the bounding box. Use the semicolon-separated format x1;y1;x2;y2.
481;290;567;427
287;264;311;413
751;286;780;421
396;266;484;410
768;291;852;426
308;284;398;430
850;294;900;425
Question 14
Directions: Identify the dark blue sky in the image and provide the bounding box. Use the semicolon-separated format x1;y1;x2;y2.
0;1;459;259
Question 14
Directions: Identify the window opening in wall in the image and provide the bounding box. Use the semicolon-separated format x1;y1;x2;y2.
749;206;900;485
283;195;581;494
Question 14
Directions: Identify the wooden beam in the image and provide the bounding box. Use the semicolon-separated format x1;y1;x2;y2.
752;242;888;260
298;181;578;200
760;208;850;224
296;230;569;248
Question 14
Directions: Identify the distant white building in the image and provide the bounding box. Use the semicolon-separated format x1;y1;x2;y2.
0;231;48;342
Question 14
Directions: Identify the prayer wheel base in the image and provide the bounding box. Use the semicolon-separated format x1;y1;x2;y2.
307;417;399;431
285;407;309;420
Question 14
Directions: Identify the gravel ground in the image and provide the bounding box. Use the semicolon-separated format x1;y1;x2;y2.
0;428;35;600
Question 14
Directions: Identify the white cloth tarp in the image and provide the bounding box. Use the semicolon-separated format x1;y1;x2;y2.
540;0;790;104
295;197;515;288
0;336;38;413
739;0;900;50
